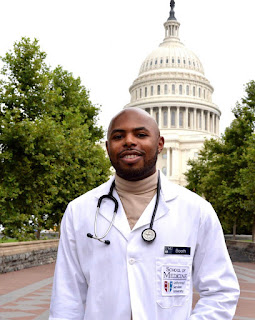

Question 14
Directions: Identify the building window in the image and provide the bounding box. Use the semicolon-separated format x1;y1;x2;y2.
151;86;154;96
163;110;168;127
166;58;169;64
150;60;153;66
172;58;175;63
172;84;175;94
193;86;196;96
160;58;163;64
164;84;168;94
178;58;180;64
205;113;208;130
140;88;142;98
179;85;183;95
155;59;158;65
145;87;147;97
204;89;206;99
157;85;160;95
186;85;189;95
183;59;186;64
188;112;191;128
162;167;167;176
199;88;201;97
171;110;176;126
162;152;167;159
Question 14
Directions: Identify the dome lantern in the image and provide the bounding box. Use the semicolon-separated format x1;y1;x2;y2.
164;0;180;42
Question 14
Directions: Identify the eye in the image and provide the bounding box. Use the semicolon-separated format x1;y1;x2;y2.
112;134;123;140
137;132;148;138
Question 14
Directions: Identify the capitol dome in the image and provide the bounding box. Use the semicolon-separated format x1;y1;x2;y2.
125;1;221;186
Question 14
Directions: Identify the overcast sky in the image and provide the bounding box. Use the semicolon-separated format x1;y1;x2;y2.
1;0;255;136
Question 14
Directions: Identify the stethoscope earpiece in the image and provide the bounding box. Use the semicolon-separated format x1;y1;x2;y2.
87;233;111;245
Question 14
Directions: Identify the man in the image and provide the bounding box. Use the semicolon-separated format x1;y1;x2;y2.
49;108;239;320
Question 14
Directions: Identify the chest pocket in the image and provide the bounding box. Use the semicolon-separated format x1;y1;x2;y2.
156;256;193;308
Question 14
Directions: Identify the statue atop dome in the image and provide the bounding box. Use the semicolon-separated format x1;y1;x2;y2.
168;0;177;21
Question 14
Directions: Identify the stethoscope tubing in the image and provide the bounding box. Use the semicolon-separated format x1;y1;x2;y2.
87;172;160;244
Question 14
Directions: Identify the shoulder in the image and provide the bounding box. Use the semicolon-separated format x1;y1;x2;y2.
161;174;215;220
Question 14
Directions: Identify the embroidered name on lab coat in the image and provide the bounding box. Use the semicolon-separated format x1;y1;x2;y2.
162;266;190;296
164;246;191;255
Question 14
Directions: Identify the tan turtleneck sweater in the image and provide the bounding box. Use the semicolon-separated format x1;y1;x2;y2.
115;171;158;230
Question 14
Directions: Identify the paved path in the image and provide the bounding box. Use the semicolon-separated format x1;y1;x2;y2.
0;262;254;319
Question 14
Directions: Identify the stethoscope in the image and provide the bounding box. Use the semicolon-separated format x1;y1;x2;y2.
87;172;161;245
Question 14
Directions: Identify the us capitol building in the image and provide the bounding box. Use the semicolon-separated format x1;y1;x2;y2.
124;0;220;186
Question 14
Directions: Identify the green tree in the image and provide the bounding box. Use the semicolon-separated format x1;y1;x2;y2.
185;81;255;240
0;37;111;240
239;134;255;242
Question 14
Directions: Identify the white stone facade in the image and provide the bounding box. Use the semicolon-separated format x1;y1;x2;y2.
125;4;220;186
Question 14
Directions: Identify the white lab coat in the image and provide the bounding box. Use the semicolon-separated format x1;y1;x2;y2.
49;173;239;320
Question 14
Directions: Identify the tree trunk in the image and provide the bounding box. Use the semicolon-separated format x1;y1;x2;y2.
252;214;255;243
35;229;40;240
233;222;237;240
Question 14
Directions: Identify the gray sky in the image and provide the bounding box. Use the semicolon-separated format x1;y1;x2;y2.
1;0;255;135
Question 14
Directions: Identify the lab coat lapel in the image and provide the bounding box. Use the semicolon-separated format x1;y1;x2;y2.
93;178;130;241
132;172;179;231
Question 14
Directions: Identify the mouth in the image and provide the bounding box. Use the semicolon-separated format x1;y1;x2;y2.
119;150;144;164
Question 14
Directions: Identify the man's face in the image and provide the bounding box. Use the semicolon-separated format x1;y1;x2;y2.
106;109;164;181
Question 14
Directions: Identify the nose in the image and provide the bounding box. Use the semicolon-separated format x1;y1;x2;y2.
123;133;137;147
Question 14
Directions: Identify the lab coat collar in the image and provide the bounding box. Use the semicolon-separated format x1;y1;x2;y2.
93;172;179;239
132;172;179;231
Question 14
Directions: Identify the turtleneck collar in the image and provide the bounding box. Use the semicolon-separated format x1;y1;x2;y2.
115;171;158;194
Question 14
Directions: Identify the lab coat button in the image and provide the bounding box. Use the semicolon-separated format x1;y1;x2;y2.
129;258;135;265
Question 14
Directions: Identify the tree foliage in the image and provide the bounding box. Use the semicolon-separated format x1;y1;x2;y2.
185;81;255;240
0;37;111;240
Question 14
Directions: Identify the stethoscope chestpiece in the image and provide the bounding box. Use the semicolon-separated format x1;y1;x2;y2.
142;228;156;243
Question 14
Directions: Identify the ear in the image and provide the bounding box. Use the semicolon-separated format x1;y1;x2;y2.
158;136;164;154
105;141;109;155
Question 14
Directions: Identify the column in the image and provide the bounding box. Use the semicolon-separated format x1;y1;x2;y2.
167;147;170;177
150;108;153;117
206;112;209;131
212;113;215;134
158;107;162;128
185;107;189;129
201;110;204;131
168;107;171;128
194;108;197;130
176;107;180;128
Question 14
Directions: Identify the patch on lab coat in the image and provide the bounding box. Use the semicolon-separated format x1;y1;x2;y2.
161;265;190;296
164;246;190;255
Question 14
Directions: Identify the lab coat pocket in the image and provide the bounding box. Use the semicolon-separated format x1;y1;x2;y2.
156;256;192;308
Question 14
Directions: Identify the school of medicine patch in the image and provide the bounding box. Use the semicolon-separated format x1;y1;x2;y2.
161;265;190;296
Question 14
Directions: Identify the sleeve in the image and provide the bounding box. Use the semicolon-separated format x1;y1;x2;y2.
189;202;240;320
49;203;88;320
